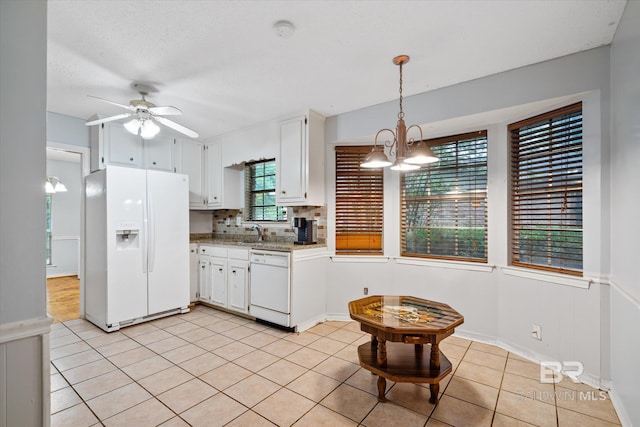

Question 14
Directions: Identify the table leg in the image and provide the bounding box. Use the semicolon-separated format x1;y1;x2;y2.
376;376;387;402
377;339;387;367
429;342;441;404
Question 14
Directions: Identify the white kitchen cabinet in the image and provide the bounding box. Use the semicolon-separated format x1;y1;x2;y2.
145;135;175;171
205;142;242;209
189;243;199;302
227;257;249;314
276;110;325;206
176;139;206;208
197;245;248;314
198;256;211;302
90;121;175;172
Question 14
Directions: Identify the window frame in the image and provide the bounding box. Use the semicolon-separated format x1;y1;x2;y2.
400;130;488;263
509;102;583;276
335;145;384;255
244;159;287;222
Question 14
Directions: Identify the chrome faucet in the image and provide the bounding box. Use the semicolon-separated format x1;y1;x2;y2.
251;224;263;241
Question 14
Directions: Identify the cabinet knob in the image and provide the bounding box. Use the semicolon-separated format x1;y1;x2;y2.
232;270;236;274
201;265;205;269
219;268;223;272
281;190;286;194
130;157;134;161
214;196;218;200
152;161;157;165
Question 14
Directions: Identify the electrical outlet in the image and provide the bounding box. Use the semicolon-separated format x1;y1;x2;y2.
363;287;368;295
532;324;542;340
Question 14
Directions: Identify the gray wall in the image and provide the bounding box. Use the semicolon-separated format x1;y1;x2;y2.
610;0;640;424
325;47;612;392
0;1;49;426
47;111;90;148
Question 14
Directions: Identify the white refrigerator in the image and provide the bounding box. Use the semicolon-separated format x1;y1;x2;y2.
85;165;190;332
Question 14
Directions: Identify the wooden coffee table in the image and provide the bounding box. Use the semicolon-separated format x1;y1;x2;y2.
349;295;464;404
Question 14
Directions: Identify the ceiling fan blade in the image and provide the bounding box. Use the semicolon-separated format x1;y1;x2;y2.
87;95;135;111
85;113;133;126
154;116;199;138
149;105;182;116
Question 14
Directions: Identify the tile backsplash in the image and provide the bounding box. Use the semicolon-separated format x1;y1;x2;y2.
199;206;327;243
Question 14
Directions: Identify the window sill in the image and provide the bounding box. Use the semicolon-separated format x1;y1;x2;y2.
501;266;591;289
395;257;495;272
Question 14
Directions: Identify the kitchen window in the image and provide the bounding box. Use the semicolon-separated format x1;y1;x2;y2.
510;103;583;276
245;159;286;221
335;146;384;255
401;131;488;262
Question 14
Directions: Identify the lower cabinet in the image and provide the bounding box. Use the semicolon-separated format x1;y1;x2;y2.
198;245;249;314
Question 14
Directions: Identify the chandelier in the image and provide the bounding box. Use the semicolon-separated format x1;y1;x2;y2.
361;55;439;170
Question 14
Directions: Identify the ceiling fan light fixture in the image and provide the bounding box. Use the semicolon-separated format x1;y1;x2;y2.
140;119;160;139
124;118;141;135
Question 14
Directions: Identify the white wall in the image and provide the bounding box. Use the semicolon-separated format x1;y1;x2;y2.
609;0;640;424
324;47;611;389
47;158;82;277
0;1;50;426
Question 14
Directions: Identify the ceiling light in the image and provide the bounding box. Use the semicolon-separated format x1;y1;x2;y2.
361;55;439;170
46;177;67;194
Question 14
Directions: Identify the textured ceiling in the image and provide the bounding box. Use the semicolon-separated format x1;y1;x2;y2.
47;0;627;140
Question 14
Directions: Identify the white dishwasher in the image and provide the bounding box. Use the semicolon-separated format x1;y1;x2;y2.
249;250;292;329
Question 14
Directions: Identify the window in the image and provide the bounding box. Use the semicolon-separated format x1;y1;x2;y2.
335;146;384;254
510;103;583;276
46;194;52;265
245;159;286;221
401;131;488;262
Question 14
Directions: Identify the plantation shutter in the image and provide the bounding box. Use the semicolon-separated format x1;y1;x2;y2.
401;131;488;262
510;103;583;276
335;146;384;254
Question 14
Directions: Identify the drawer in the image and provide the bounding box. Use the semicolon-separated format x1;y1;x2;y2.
199;246;227;257
227;247;249;261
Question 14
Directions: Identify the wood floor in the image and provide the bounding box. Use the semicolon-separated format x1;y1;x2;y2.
47;275;80;323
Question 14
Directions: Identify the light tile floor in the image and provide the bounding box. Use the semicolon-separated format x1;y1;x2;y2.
50;305;621;426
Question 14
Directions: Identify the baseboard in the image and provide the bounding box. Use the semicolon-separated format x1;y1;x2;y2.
607;386;633;427
295;314;327;332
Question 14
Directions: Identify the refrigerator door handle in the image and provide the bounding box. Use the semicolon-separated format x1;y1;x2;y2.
142;192;148;274
148;190;156;273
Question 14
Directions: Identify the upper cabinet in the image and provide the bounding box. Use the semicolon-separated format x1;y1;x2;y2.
175;140;242;210
90;121;175;172
276;110;325;206
176;139;206;209
206;142;242;210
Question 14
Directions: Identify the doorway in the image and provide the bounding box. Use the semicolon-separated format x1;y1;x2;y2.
46;143;89;323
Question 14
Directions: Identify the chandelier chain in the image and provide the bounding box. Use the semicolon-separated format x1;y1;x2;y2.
398;61;404;120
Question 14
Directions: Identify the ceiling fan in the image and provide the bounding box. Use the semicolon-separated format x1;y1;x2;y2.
85;83;199;139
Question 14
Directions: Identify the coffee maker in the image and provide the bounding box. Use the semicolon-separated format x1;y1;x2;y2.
293;217;317;245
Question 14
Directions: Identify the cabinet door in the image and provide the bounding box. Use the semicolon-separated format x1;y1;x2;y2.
277;115;307;204
178;140;206;208
145;135;174;171
103;123;144;168
189;245;199;302
198;256;211;302
210;257;227;307
206;142;222;208
227;259;248;314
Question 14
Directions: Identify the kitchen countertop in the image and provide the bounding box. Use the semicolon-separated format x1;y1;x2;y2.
190;235;327;252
